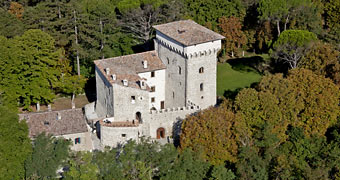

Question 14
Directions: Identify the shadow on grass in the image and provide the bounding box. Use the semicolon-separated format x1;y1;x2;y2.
227;56;265;73
223;82;260;100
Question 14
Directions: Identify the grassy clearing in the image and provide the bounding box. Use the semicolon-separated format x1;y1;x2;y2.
217;62;262;97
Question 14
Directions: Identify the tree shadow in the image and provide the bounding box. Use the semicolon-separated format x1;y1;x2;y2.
223;88;242;100
227;56;265;73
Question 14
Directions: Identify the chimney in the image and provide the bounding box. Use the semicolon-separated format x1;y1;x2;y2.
111;74;116;81
123;79;128;86
105;68;110;75
57;112;61;120
143;60;148;69
140;80;146;90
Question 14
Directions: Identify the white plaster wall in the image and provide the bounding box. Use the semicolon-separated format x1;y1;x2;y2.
100;125;140;147
57;132;93;151
138;69;166;110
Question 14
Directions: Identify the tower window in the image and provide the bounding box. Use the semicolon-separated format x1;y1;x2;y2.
167;58;170;64
151;86;156;92
200;83;204;91
173;92;175;99
199;67;204;73
131;96;136;104
151;97;155;103
122;134;126;137
178;66;182;75
151;71;155;77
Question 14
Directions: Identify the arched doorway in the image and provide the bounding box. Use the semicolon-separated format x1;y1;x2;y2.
156;127;165;139
136;112;142;123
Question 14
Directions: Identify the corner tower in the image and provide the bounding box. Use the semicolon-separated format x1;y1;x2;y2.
153;20;224;109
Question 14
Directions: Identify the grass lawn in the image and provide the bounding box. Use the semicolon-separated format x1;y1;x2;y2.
217;62;262;97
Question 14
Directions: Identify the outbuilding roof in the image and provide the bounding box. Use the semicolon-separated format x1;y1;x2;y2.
19;108;88;137
153;20;225;46
94;51;166;90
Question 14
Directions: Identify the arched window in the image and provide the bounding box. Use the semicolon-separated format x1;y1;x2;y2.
178;66;182;75
136;112;142;123
200;83;204;91
199;67;204;73
157;127;165;139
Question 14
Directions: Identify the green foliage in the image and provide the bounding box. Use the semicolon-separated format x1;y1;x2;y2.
272;30;317;69
0;30;64;109
0;105;32;180
64;152;99;180
0;9;25;38
180;101;238;165
209;165;236;180
184;0;245;28
25;133;71;179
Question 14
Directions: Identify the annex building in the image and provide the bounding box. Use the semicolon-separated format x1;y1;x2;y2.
92;20;224;147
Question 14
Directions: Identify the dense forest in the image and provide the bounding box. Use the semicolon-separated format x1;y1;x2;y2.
0;0;340;179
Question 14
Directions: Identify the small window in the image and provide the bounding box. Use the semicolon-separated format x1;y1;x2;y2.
199;67;204;73
131;96;136;104
178;66;182;75
201;96;204;99
122;134;126;137
200;83;204;91
44;121;49;125
172;92;175;99
151;71;155;77
151;86;156;92
167;58;170;64
75;137;81;144
151;97;155;103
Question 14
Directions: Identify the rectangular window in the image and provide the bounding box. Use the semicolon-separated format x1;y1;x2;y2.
122;134;126;137
151;97;155;103
151;71;155;77
131;96;136;104
151;86;156;92
75;137;81;144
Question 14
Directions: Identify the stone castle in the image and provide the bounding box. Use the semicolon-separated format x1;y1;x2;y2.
92;20;224;147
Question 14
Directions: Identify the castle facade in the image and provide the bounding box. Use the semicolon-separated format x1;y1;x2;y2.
94;20;224;147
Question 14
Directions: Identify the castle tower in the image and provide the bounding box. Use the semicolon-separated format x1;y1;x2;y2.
153;20;224;109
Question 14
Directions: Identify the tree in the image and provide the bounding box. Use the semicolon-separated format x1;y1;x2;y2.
218;16;246;57
0;30;64;109
25;133;71;179
258;0;313;36
259;69;340;136
299;41;340;85
64;152;99;180
0;105;32;180
8;2;24;19
0;9;25;38
180;100;238;165
272;30;317;69
60;75;86;108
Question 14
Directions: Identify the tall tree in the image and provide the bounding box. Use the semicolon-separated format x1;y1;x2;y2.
25;133;71;179
218;16;246;57
0;104;32;180
64;152;99;180
272;30;317;69
180;100;238;165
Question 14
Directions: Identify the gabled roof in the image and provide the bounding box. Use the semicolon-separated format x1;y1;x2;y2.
94;51;166;90
19;108;88;137
153;20;225;46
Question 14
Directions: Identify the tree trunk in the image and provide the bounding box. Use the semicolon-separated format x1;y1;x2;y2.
58;6;61;19
36;102;40;112
276;20;281;36
71;93;75;109
242;50;245;57
231;51;234;58
99;18;104;59
284;14;290;32
74;10;80;77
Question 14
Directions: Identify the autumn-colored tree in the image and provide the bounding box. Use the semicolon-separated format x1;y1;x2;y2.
8;2;24;19
259;69;340;136
235;88;289;145
180;100;238;165
255;21;273;52
218;16;246;57
299;41;340;85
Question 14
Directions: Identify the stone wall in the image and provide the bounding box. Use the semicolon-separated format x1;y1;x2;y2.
95;66;114;118
58;132;93;151
147;104;200;139
100;125;140;147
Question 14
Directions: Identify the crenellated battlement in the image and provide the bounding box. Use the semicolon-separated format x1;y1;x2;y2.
150;100;200;115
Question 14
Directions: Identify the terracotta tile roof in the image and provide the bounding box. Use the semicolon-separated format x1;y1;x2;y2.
94;51;165;90
153;20;225;46
99;119;139;127
19;108;88;137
